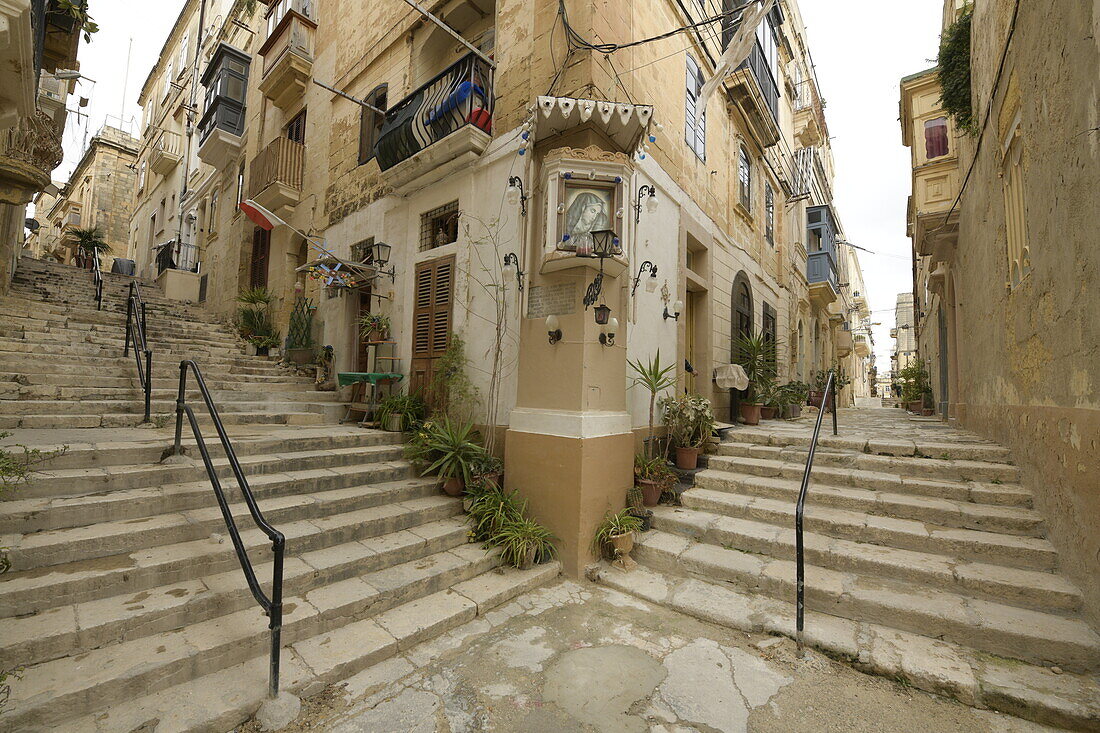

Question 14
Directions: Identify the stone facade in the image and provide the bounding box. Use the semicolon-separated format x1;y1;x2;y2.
901;0;1100;624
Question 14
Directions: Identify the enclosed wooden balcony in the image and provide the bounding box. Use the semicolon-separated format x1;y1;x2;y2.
258;1;315;110
374;52;494;192
249;136;304;213
150;130;182;175
725;42;781;147
854;333;871;357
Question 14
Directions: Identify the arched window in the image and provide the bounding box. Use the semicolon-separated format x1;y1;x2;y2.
732;271;753;346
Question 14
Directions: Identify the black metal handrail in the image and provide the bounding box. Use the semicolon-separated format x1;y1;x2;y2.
91;248;103;310
172;359;285;698
123;281;152;423
795;370;838;652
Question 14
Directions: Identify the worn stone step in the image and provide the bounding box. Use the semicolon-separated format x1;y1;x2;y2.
722;430;1015;463
2;445;411;532
0;371;314;390
0;383;336;403
0;515;471;669
681;487;1057;570
0;396;338;418
598;565;1100;732
0;493;460;618
634;527;1099;671
45;561;560;733
706;454;1031;506
3;471;444;571
694;470;1044;536
0;543;504;731
0;408;328;430
654;507;1080;613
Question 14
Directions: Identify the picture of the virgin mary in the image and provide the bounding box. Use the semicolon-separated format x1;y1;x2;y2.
565;189;611;238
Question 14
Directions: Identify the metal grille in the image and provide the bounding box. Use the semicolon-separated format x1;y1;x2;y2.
419;201;459;252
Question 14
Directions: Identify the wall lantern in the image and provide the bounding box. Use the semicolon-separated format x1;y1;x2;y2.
599;317;618;347
506;176;528;217
502;252;525;292
594;303;612;326
583;229;621;259
371;241;396;282
630;260;657;296
634;184;659;223
663;299;683;321
546;315;562;345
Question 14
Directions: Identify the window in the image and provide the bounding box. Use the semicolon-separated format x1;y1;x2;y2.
1002;126;1030;287
250;227;270;289
420;201;459;251
738;146;752;212
236;161;245;210
162;59;174;100
137;160;146;191
762;302;777;369
148;213;157;250
177;33;189;77
685;56;706;160
358;85;388;165
925;117;949;159
764;183;774;245
756;17;778;80
286;109;306;144
208;189;218;234
198;44;250;144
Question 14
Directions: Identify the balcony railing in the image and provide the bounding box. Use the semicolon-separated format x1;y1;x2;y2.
156;240;200;275
249;136;305;209
150;130;183;175
739;42;779;124
260;9;314;78
375;52;494;172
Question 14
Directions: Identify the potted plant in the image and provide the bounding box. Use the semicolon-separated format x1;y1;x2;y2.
376;391;427;433
64;226;111;270
758;377;780;420
466;484;523;543
494;515;557;569
780;382;809;419
248;334;281;358
634;453;676;507
592;509;644;561
733;334;778;426
418;418;484;496
660;393;716;469
809;366;850;409
897;363;930;413
359;312;391;343
628;350;677;460
471;452;504;490
237;288;279;355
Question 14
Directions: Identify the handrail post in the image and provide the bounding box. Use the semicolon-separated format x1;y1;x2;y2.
141;302;148;342
269;532;284;698
832;378;838;436
173;361;187;456
144;349;153;423
124;296;133;357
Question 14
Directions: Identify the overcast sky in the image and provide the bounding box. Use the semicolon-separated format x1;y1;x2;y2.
57;0;942;373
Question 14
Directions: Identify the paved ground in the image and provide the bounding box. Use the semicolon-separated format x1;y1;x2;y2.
239;579;1055;732
765;405;1001;446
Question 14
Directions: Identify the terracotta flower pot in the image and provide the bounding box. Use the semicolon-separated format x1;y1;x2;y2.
908;401;923;413
674;446;699;470
922;408;935;416
637;478;661;507
760;406;777;420
808;391;824;408
740;403;762;425
441;476;464;496
610;531;634;557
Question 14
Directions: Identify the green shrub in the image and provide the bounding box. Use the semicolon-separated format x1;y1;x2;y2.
591;509;644;560
938;5;975;134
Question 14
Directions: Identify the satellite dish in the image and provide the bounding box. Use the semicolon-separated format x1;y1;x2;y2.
25;218;40;232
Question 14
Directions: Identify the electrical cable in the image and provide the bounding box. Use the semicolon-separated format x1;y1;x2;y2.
557;0;746;55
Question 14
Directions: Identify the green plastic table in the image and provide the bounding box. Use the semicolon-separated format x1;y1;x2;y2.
337;372;403;424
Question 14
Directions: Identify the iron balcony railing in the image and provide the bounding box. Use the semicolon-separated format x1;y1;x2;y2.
249;136;305;198
795;369;838;652
155;240;200;275
171;360;285;699
123;281;152;423
738;41;779;124
375;51;494;171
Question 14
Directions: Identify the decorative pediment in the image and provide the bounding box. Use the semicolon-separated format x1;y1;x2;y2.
533;97;653;154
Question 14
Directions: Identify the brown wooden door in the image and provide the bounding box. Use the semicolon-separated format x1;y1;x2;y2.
250;227;270;289
410;255;454;399
357;291;373;371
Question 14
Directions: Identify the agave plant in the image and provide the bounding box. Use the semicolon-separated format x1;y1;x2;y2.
628;350;677;459
421;418;484;485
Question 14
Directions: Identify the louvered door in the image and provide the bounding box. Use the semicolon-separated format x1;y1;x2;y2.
410;255;455;400
250;227;270;290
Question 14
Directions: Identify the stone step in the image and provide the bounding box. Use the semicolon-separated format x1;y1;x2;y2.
0;321;242;345
0;383;336;403
2;445;410;530
0;543;510;731
0;408;327;430
651;507;1081;613
597;565;1100;732
0;397;338;418
681;487;1057;570
0;514;471;669
3;472;439;571
0;371;314;389
724;429;1015;464
695;470;1044;536
0;338;248;359
705;454;1031;506
0;346;289;371
0;493;460;618
36;562;561;733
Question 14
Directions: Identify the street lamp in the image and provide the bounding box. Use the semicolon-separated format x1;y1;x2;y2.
630;260;657;296
634;184;659;223
663;300;683;321
502;252;525;292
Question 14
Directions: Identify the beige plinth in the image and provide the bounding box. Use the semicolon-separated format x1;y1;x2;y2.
156;268;201;302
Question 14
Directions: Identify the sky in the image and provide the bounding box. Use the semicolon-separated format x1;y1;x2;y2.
56;0;943;374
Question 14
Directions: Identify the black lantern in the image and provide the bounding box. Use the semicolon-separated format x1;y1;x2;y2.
594;303;612;326
589;229;621;259
371;241;392;266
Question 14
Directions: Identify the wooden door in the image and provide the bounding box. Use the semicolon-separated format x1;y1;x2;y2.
357;291;373;371
410;255;455;400
250;227;270;290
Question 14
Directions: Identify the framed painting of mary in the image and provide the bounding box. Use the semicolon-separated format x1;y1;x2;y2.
556;178;621;254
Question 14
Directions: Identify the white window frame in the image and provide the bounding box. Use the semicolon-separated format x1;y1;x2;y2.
685;55;706;161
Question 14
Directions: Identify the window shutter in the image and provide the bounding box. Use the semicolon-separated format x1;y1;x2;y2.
250;227;270;289
411;256;455;395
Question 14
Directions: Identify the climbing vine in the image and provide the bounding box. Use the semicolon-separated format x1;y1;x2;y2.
937;4;975;134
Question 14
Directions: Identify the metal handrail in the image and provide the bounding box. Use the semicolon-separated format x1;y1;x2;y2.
91;249;103;310
171;359;285;698
795;370;838;652
123;281;152;423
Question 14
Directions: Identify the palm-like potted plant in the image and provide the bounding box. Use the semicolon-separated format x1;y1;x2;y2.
64;226;111;269
733;334;777;426
236;288;279;356
628;350;677;460
495;515;557;569
359;312;391;343
592;509;644;561
661;393;716;469
420;418;484;496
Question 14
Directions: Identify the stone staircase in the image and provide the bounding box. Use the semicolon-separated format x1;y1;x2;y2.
601;415;1100;730
0;258;559;731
